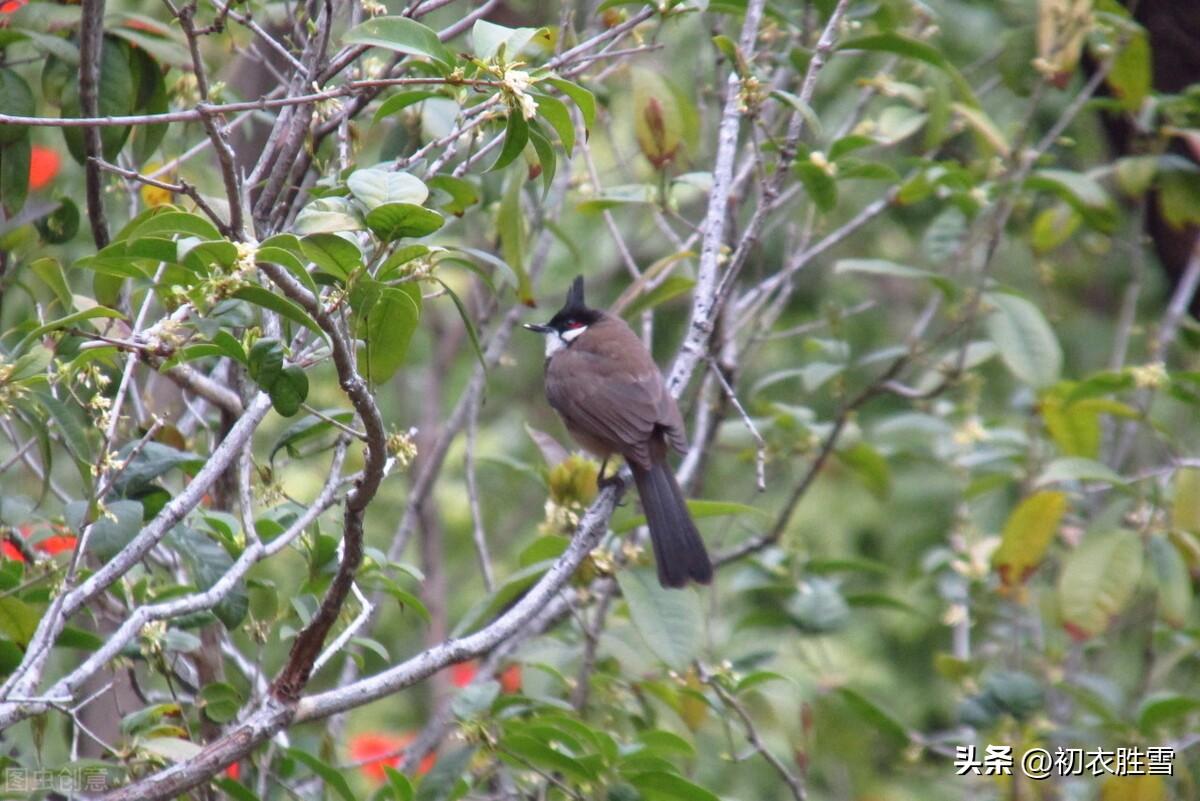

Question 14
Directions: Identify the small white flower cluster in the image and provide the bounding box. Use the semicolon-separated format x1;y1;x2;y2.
501;69;539;120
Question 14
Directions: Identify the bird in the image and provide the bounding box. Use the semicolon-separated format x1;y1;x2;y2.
524;276;713;588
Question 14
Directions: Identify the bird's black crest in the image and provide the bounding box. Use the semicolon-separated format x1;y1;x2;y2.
564;275;586;313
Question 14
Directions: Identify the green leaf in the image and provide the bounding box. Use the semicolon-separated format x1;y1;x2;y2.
343;17;455;68
837;33;977;102
616;567;702;669
980;670;1044;719
621;276;696;319
426;175;479;216
787;578;850;633
1058;530;1143;640
1106;30;1150;111
55;626;103;651
110;16;191;69
58;41;135;164
293;197;364;234
443;246;518;289
1147;536;1192;629
347;168;429;209
432;278;485;372
1035;457;1125;487
358;284;421;384
234;286;322;336
527;121;556;198
532;92;574;155
414;745;475;801
1031;202;1082;253
247;338;284;387
28;257;73;311
501;734;596;781
35;198;81;244
0;597;40;646
836;441;892;500
271;409;355;461
0;135;30;216
544;77;595;131
199;682;243;724
795;160;837;212
771;90;822;138
366;202;445;241
142;737;202;762
1115;155;1158;197
1022;167;1113;219
213;779;262;801
268;366;309;418
577;183;658;212
383;768;414;801
985;291;1062;388
1137;693;1200;734
613;499;764;534
835;687;909;745
0;68;35;144
379;581;431;624
498;170;532;305
286;748;356;801
300;233;362;280
488;111;529;173
993;491;1067;586
14;302;124;356
837;254;935;286
110;441;203;497
127;210;222;242
452;680;500;719
627;771;720;801
472;19;547;62
37;389;95;469
372;90;442;124
1158;171;1200;229
128;48;169;165
86;499;145;560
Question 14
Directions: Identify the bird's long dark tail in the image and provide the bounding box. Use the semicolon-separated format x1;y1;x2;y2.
631;460;713;588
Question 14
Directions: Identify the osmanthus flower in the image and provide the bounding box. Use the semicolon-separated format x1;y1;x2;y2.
348;732;435;782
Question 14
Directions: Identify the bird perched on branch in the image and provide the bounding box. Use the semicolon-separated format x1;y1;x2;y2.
525;276;713;588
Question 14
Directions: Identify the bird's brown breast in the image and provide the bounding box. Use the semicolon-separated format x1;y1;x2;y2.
544;313;688;469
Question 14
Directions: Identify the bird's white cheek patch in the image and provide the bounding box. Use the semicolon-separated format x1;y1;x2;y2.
544;325;587;358
561;326;587;342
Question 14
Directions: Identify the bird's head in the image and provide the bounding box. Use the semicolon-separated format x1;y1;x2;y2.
524;276;602;356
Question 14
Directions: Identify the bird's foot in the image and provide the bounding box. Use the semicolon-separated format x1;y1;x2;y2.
598;471;624;491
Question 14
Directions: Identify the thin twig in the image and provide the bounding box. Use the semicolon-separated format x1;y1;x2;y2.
699;664;807;800
707;358;766;491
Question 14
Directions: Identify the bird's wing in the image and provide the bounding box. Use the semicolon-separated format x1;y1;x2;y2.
546;320;682;467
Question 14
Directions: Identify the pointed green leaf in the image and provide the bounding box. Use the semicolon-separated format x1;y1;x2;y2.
616;567;702;668
1058;530;1143;640
343;17;455;68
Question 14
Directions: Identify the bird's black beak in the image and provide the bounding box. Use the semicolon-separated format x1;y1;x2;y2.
524;323;552;334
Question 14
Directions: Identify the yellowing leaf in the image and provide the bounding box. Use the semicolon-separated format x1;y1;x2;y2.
1100;774;1165;801
994;491;1067;587
1036;0;1093;85
1172;467;1200;534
